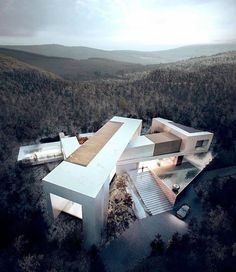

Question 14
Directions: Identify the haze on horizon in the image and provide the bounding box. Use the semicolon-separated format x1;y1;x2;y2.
0;0;235;51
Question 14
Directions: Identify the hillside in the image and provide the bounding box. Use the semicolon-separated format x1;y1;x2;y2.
155;51;236;70
1;51;236;271
0;54;60;79
1;43;236;64
1;51;235;151
0;48;146;81
146;52;236;141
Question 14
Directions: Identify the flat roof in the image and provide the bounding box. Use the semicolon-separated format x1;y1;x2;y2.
61;137;80;159
153;117;213;137
66;121;122;166
127;135;153;148
146;132;182;156
146;132;181;144
170;122;201;133
43;116;142;198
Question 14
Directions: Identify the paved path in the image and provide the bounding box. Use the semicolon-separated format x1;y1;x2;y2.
100;166;236;272
101;211;188;272
175;165;236;223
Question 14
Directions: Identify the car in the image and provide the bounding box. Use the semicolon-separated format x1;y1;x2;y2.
176;204;190;219
172;183;180;193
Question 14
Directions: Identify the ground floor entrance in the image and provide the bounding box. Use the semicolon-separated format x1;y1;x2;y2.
50;193;83;219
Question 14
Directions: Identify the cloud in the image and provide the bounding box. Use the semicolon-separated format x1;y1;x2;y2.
0;0;49;36
0;0;90;36
0;0;235;49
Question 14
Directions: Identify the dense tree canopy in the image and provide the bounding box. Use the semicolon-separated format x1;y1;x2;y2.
0;52;235;271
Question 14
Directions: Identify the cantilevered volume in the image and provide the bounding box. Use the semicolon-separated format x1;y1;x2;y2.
17;116;213;248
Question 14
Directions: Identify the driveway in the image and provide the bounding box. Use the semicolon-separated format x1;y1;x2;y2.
174;182;204;224
101;211;188;272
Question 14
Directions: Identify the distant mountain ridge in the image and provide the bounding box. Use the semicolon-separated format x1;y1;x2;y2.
0;47;146;81
1;43;236;64
0;49;235;138
1;47;236;81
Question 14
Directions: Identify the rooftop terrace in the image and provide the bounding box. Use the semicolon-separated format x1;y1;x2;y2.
43;116;142;198
66;121;123;166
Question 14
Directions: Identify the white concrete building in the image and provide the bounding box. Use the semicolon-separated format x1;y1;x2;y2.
17;116;213;248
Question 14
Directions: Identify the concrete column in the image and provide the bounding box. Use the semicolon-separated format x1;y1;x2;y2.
100;179;110;239
82;199;102;249
82;179;110;249
44;192;55;221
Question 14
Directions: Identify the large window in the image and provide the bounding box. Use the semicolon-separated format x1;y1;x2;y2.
195;139;209;149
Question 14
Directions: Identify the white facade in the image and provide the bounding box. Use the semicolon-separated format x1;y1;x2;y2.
60;136;80;159
43;116;142;248
18;116;213;249
150;118;213;154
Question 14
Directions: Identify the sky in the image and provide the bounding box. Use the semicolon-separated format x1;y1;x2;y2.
0;0;235;50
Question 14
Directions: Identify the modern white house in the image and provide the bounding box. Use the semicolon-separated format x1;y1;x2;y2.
17;116;213;248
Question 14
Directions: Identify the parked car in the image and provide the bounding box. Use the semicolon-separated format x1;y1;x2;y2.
176;204;190;219
172;183;180;193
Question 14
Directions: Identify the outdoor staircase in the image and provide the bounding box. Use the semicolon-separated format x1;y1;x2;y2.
133;171;173;215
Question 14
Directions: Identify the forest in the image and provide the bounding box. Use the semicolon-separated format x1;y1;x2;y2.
0;51;236;271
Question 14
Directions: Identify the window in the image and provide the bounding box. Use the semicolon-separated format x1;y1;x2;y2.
195;140;209;148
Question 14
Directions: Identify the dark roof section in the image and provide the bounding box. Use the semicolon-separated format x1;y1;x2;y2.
146;132;182;156
146;132;180;144
170;122;202;133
